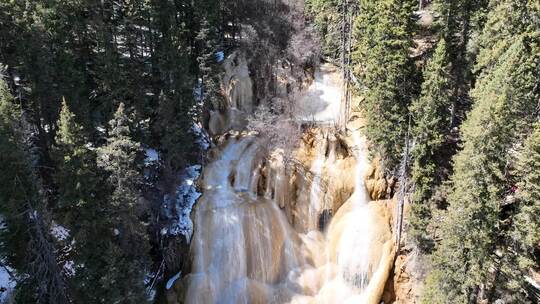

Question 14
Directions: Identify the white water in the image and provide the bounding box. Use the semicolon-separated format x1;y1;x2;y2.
334;131;373;292
308;133;327;230
180;64;394;304
296;64;344;123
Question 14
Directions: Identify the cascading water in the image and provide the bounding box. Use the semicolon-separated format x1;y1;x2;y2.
184;135;305;304
308;133;327;231
331;131;374;292
179;61;395;304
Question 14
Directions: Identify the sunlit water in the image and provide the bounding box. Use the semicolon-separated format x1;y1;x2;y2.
182;64;393;304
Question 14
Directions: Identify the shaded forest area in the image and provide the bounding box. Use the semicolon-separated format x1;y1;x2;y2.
0;1;312;303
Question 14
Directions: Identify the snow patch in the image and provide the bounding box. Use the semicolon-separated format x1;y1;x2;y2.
50;223;70;242
166;165;202;241
96;125;106;134
194;79;203;102
0;265;15;302
165;271;182;290
145;269;162;301
50;223;77;277
63;260;75;277
144;148;160;165
147;289;156;301
191;123;210;151
0;215;15;302
84;142;96;150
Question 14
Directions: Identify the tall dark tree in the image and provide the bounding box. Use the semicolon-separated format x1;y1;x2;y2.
422;9;540;300
54;99;97;213
409;39;453;250
352;0;418;169
432;0;489;127
53;99;118;303
305;0;342;59
0;67;69;304
97;103;150;303
503;123;540;302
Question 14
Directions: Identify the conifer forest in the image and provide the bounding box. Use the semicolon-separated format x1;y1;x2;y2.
0;0;538;303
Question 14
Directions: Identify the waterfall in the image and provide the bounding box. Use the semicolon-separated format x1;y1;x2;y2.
185;136;305;304
334;130;373;291
308;133;326;231
179;61;395;304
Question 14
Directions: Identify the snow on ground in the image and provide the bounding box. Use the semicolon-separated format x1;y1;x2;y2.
96;125;106;134
63;260;75;277
295;63;344;123
191;123;210;151
50;223;77;278
165;271;182;290
145;148;160;165
50;222;70;242
0;217;15;302
0;265;15;302
194;79;203;103
165;165;202;241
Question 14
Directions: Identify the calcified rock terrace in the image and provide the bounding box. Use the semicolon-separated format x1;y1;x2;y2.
172;53;396;304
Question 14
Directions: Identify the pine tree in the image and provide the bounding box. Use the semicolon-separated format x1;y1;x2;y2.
432;0;489;127
409;39;453;250
305;0;342;59
53;99;117;302
155;91;196;173
502;123;540;302
422;17;540;303
0;67;70;304
97;103;150;304
475;0;540;73
352;0;418;169
0;66;34;299
54;99;99;213
196;18;221;113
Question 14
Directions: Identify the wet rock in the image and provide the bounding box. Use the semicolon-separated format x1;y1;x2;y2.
365;158;390;200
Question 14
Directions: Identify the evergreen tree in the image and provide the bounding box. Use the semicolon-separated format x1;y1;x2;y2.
409;39;453;250
422;17;540;303
0;67;69;304
0;67;35;302
432;0;489;127
54;99;98;213
53;99;118;303
97;103;150;303
352;0;418;169
196;18;221;113
155;91;196;173
305;0;342;59
499;123;540;302
0;1;227;299
475;0;539;71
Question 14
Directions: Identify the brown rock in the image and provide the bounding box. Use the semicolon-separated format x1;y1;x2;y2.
364;158;390;200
